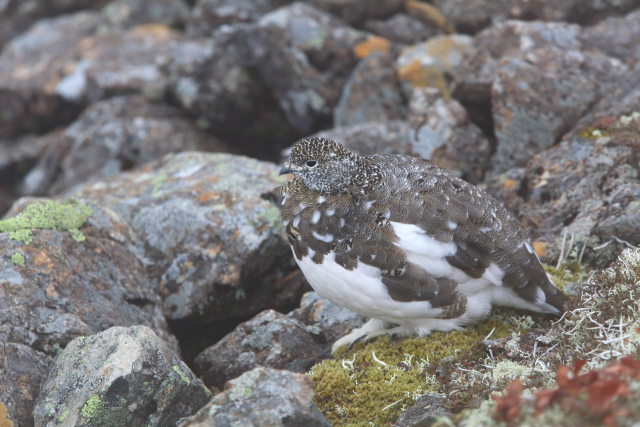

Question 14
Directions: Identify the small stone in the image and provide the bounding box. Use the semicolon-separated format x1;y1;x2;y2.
179;367;331;427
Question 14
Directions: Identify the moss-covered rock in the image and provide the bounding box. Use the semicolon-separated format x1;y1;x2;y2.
0;199;92;244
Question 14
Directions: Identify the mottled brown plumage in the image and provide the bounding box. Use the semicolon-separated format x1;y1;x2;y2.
278;137;567;351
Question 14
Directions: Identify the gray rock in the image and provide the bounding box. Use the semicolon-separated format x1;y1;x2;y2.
308;0;403;25
430;0;638;33
334;52;407;128
34;326;211;427
102;0;191;29
570;64;640;138
71;152;302;323
308;87;491;183
0;133;50;214
0;11;181;139
408;87;491;184
0;12;102;138
396;34;473;94
0;343;51;427
454;20;584;109
0;0;109;49
365;13;438;45
394;393;447;427
580;9;640;64
179;367;331;427
259;2;367;105
453;20;628;174
490;48;625;173
194;309;326;389
22;95;225;196
310;120;413;157
0;198;175;426
187;0;292;35
169;24;331;159
290;291;366;344
493;114;640;266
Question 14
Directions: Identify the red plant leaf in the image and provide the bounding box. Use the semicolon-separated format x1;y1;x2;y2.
588;379;629;415
534;388;560;414
494;379;524;422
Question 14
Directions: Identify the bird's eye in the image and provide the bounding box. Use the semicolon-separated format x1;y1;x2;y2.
306;160;317;168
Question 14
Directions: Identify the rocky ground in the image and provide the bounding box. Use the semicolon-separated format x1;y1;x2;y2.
0;0;639;426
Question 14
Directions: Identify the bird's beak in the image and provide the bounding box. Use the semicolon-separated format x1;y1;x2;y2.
279;162;293;176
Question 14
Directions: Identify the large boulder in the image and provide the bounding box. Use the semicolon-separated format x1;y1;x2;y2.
0;13;181;139
453;20;628;174
71;152;303;323
22;95;225;197
334;52;407;127
34;326;211;426
0;199;174;426
168;24;331;159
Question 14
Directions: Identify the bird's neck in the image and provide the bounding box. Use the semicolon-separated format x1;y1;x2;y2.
353;157;383;191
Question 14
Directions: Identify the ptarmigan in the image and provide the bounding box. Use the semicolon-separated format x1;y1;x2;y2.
277;137;567;352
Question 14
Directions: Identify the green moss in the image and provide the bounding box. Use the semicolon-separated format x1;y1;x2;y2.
0;200;92;245
172;365;191;385
543;262;588;293
151;173;168;197
58;408;70;423
81;394;104;420
311;316;516;426
10;252;25;266
260;206;283;228
202;384;214;397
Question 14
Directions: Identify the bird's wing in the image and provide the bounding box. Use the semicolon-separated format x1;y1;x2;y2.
374;156;567;312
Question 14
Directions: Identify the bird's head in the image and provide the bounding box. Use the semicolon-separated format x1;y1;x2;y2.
280;137;360;194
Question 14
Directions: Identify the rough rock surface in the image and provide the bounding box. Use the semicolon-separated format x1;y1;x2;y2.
71;152;302;323
580;9;640;64
0;343;51;427
364;13;438;45
494;114;640;266
407;87;491;183
396;34;473;94
0;0;109;49
394;393;447;427
334;52;407;127
0;199;174;426
22;95;223;197
179;367;331;427
308;0;403;25
453;20;628;173
310;120;414;157
0;12;102;138
430;0;638;33
169;23;331;159
259;2;367;105
290;291;366;344
308;87;492;183
34;326;210;426
187;0;292;35
0;13;180;139
194;309;326;389
102;0;191;29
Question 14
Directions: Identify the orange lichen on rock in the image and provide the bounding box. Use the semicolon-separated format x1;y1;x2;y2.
533;241;548;258
354;36;390;59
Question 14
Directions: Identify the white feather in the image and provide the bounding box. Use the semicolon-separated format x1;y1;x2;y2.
295;252;442;322
312;231;333;243
390;222;457;277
